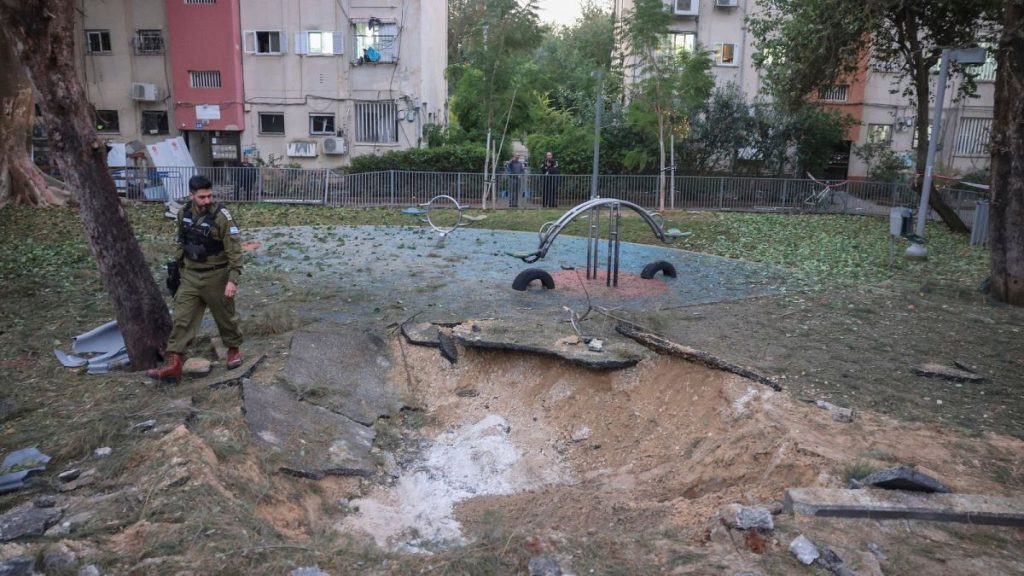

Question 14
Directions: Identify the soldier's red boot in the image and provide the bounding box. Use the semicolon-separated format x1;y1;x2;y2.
147;352;184;382
227;347;242;370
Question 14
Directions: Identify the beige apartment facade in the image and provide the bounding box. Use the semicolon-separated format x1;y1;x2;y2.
613;0;995;180
64;0;447;169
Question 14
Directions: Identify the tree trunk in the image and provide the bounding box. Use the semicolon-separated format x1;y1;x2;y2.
988;0;1024;305
1;0;172;367
0;30;66;207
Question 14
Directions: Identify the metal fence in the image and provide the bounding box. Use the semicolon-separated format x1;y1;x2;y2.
115;166;988;227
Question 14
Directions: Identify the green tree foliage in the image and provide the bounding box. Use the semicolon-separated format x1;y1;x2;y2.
447;0;543;142
621;0;714;209
747;0;1001;231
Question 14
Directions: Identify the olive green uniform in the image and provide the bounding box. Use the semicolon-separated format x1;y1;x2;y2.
166;204;244;354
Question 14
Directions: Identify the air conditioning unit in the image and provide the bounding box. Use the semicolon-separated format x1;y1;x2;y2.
131;82;161;101
715;0;739;7
322;136;347;155
672;0;699;16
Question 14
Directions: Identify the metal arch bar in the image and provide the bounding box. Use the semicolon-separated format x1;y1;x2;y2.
418;194;464;237
517;198;676;263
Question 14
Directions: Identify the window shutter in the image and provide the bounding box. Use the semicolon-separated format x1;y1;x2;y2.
243;30;255;53
332;32;344;55
295;32;308;55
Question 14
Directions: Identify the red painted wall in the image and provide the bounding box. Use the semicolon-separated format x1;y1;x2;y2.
166;0;244;132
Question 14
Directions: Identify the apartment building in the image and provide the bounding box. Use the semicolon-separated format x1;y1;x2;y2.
612;0;995;179
68;0;447;168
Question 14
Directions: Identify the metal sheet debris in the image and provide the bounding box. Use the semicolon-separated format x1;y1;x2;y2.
54;321;128;374
0;448;51;494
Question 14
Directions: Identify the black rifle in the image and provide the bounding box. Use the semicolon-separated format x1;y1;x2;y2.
166;260;181;296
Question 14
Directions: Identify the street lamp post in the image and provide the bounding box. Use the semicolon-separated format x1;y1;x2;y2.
906;46;987;259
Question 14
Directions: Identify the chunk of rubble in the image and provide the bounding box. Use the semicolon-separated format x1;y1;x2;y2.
400;322;440;347
528;556;563;576
182;358;212;376
0;556;35;576
438;332;459;364
719;504;774;531
815;400;854;423
280;331;403;425
911;363;987;383
452;319;650;370
860;465;950;493
0;502;63;541
242;381;377;478
789;534;820;565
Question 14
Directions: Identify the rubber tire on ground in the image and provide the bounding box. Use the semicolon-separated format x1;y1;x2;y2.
640;260;677;280
512;268;555;291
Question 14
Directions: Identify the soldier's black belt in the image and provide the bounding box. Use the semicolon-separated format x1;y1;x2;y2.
188;262;229;272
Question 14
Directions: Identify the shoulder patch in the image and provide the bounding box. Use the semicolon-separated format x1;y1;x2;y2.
219;207;233;221
229;226;240;235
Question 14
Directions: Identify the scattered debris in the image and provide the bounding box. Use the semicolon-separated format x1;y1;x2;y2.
587;338;604;352
789;534;820;565
182;357;212;376
785;487;1024;526
455;388;479;398
129;419;158;433
401;322;441;347
816;546;857;576
911;363;988;383
93;447;112;459
570;426;591;443
58;469;96;493
0;502;63;541
0;556;35;576
616;322;782;391
815;400;855;423
867;542;887;561
528;556;563;576
53;320;129;375
58;469;81;483
719;504;774;531
0;447;51;494
42;542;78;575
291;567;329;576
438;332;459;364
859;465;950;493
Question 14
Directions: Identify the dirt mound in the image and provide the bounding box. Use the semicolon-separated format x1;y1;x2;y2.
347;342;1023;550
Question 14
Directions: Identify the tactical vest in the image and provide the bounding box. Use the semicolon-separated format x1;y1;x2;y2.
179;202;224;262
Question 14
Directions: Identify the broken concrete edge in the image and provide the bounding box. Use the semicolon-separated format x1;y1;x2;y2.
615;321;783;391
784;488;1024;527
209;354;268;388
454;336;643;370
401;322;440;348
280;466;375;480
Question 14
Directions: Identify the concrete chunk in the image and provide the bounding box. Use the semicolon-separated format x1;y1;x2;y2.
785;488;1024;527
860;465;949;493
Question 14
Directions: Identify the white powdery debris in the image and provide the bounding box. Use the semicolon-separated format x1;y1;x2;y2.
341;414;564;552
730;387;759;416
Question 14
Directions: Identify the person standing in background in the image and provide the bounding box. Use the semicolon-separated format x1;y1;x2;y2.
541;151;560;208
506;152;526;208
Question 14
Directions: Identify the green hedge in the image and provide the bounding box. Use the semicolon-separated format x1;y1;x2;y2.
347;144;488;173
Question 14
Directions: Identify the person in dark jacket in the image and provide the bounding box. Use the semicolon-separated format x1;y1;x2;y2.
541;151;560;208
506;152;526;208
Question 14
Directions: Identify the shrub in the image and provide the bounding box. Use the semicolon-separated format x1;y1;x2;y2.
347;144;488;173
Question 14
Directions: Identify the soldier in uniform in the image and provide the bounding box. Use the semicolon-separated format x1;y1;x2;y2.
148;175;244;381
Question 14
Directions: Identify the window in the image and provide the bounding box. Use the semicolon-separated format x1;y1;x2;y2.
867;124;893;144
184;0;216;4
713;43;738;66
243;30;285;54
354;21;398;63
818;85;849;102
86;30;112;54
973;45;997;82
672;0;698;16
141;110;169;135
295;31;343;56
309;114;335;135
955;117;992;156
94;110;119;133
259;112;285;135
658;32;696;59
134;30;164;54
355;101;398;143
189;70;221;88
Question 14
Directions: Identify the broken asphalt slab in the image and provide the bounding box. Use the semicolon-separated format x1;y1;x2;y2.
242;381;377;478
451;319;651;369
911;363;988;383
858;465;950;493
785;488;1024;527
280;331;404;425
